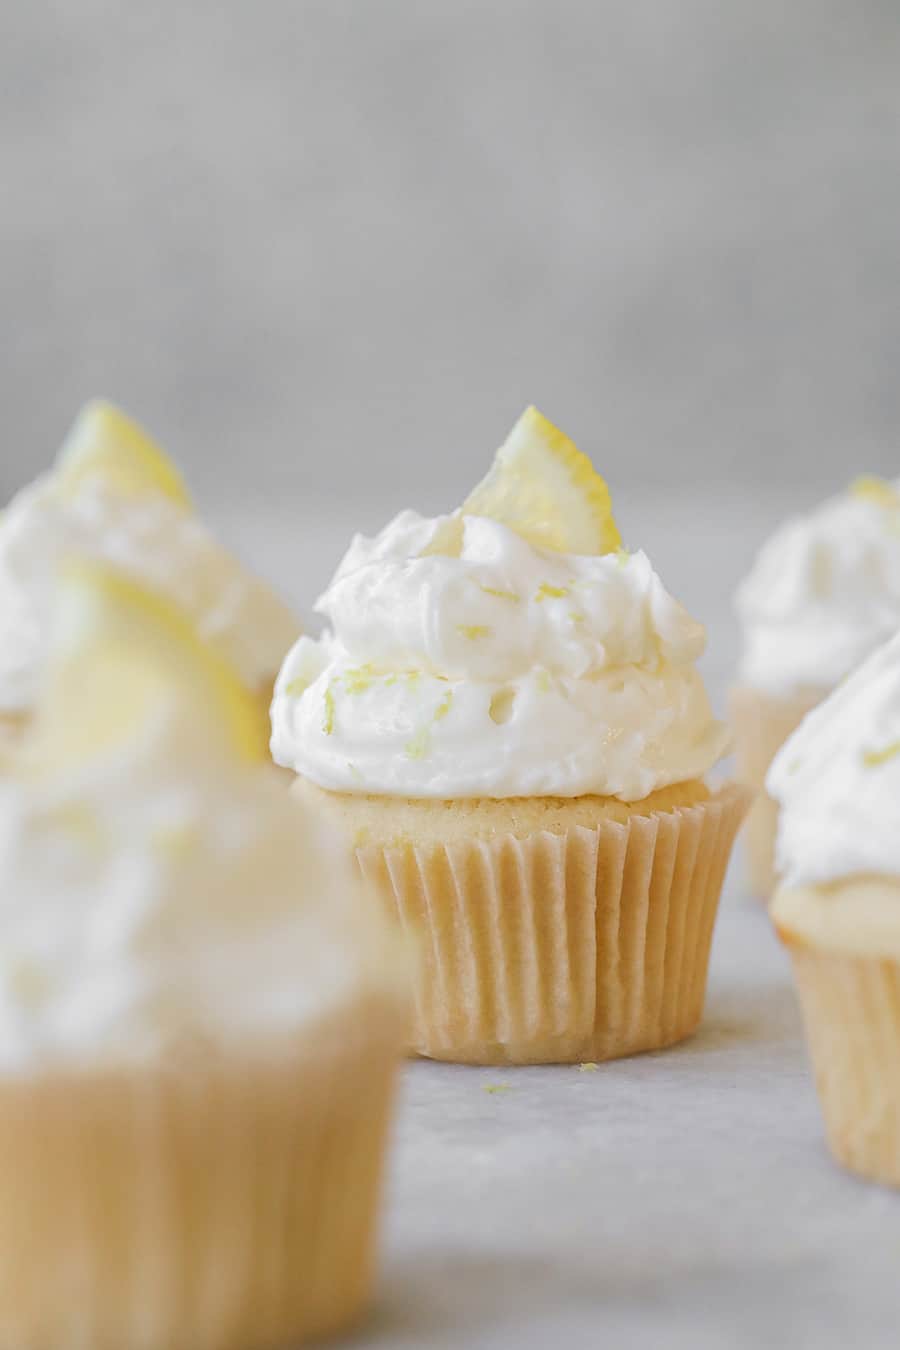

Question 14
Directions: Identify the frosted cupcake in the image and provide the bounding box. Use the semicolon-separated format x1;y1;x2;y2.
0;561;406;1349
769;631;900;1187
0;400;299;738
272;407;747;1065
732;475;900;895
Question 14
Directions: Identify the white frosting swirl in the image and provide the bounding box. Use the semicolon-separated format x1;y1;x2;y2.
0;474;299;713
0;728;404;1070
736;480;900;696
768;630;900;886
271;510;728;800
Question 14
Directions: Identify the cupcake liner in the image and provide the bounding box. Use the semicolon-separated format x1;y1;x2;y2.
789;945;900;1187
357;784;747;1065
0;997;404;1350
729;684;822;897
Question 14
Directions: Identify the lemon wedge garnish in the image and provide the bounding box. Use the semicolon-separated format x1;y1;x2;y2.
850;475;900;510
428;406;620;556
54;400;191;508
28;561;269;773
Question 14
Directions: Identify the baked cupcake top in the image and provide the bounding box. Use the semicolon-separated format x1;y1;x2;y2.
0;401;299;714
736;476;900;697
272;408;728;801
0;562;404;1072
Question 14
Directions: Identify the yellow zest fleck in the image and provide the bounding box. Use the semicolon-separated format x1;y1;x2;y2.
434;689;454;722
569;611;586;625
343;664;375;695
406;671;422;688
152;822;199;861
861;741;900;768
405;727;431;760
484;1083;513;1095
285;676;309;697
578;1062;598;1073
535;583;570;602
535;670;552;693
323;685;336;735
50;802;106;855
479;584;521;603
851;475;900;509
384;673;398;687
457;625;491;641
615;548;630;568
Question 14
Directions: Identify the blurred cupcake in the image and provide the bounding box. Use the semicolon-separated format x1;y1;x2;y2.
0;401;299;739
272;407;746;1065
0;561;406;1349
769;631;900;1186
732;475;900;895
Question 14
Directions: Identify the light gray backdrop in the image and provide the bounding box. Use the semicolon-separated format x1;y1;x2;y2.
2;0;899;509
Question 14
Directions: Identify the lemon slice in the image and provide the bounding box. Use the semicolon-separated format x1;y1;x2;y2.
55;400;191;508
850;475;900;509
28;561;269;772
428;406;620;556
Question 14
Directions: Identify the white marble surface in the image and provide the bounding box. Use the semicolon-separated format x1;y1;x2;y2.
221;494;897;1350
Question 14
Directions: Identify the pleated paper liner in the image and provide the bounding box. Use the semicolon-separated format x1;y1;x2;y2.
0;995;405;1350
357;783;748;1065
787;943;900;1187
729;684;822;897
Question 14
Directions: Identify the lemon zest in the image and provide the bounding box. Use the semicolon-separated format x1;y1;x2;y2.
323;685;336;736
535;583;570;602
405;728;431;759
479;584;521;603
861;742;900;768
457;625;491;641
343;664;375;695
434;690;454;722
851;475;900;509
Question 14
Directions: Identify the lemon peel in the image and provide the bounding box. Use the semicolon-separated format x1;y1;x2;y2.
457;625;491;641
55;401;191;508
851;475;900;509
425;406;620;557
28;561;269;772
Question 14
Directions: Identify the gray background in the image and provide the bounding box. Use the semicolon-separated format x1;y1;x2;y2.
5;12;900;1345
3;0;900;509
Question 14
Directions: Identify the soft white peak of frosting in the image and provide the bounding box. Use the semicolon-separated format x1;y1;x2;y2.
271;510;728;800
736;481;900;696
768;631;900;886
0;474;299;713
0;726;403;1070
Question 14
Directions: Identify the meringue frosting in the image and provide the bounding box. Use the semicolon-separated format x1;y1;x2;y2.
736;478;900;696
0;472;299;713
768;630;900;887
271;509;728;800
0;728;404;1070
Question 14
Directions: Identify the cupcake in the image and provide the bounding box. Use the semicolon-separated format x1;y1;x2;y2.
272;407;747;1065
0;400;299;739
0;560;407;1348
732;475;900;895
769;632;900;1187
